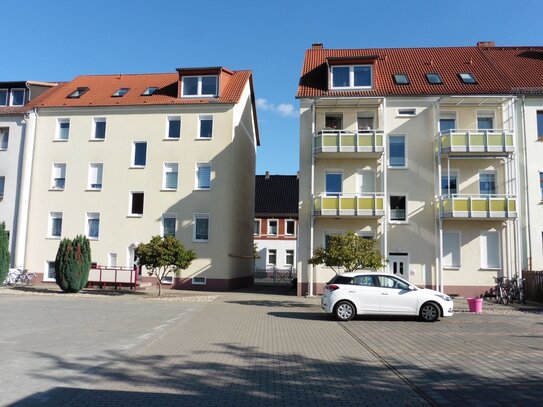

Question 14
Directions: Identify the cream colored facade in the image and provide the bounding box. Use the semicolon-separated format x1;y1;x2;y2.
21;80;258;290
298;96;521;298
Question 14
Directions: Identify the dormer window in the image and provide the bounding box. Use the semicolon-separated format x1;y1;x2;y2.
331;65;372;89
10;89;25;106
182;75;218;97
0;90;8;106
68;87;89;98
112;88;130;97
426;73;443;84
141;87;158;96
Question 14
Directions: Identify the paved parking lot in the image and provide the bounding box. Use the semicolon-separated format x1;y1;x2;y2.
1;287;542;406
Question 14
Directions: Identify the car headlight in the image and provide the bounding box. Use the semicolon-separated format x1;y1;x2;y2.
435;294;452;301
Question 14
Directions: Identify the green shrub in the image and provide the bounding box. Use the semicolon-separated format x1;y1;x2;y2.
55;235;92;293
0;222;9;284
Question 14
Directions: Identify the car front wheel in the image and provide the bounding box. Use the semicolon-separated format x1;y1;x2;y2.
334;301;355;321
419;302;440;322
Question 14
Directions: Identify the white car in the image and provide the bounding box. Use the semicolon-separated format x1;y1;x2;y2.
321;272;454;322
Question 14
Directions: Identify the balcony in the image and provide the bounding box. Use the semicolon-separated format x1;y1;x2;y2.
314;193;385;217
437;129;514;155
439;195;517;219
314;129;384;158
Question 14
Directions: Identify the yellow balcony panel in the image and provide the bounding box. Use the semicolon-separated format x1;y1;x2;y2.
440;195;517;220
453;198;469;212
314;194;384;217
439;130;514;155
322;197;339;210
314;130;384;156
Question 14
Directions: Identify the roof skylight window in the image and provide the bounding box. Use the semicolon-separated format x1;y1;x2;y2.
426;73;443;84
112;88;130;97
459;73;477;84
393;74;410;85
141;87;158;96
67;87;89;98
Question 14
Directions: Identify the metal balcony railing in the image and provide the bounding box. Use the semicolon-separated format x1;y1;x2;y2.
437;129;514;154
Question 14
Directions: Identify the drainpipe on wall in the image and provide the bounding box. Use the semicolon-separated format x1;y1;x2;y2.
308;99;317;297
520;96;532;272
14;109;37;269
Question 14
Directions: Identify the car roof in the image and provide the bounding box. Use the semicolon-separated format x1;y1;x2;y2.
336;272;394;277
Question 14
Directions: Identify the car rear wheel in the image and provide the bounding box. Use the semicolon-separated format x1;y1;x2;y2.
334;301;355;321
419;302;440;322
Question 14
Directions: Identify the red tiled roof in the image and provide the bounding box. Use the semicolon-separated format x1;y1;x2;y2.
297;46;516;98
35;69;253;108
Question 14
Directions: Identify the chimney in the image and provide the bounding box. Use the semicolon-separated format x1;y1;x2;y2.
265;171;270;179
477;41;495;48
312;42;324;49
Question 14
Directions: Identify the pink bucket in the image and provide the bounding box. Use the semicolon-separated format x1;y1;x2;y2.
467;297;483;313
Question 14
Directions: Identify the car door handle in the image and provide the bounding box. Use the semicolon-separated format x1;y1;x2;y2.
381;292;389;295
348;290;355;293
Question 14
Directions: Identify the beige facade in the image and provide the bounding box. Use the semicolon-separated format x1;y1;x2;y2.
20;73;258;290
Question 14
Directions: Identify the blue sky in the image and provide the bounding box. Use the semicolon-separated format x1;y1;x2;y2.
3;0;543;175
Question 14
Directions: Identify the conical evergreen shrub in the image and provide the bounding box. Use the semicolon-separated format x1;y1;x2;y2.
0;222;10;284
55;235;92;293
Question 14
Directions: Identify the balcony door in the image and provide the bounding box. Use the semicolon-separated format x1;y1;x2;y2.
479;171;496;196
439;112;456;132
325;172;342;196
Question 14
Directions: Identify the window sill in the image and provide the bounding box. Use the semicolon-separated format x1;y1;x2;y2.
195;137;212;141
389;220;409;225
42;278;56;283
388;166;408;170
53;139;69;142
85;189;102;192
194;188;211;191
193;239;209;243
479;267;502;271
47;236;61;240
88;237;99;241
443;266;461;270
129;166;146;169
89;138;105;142
330;86;372;91
160;189;177;192
49;188;65;192
127;214;143;218
0;148;7;152
163;137;180;141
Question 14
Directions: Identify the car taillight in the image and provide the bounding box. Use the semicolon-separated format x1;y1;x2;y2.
325;284;339;291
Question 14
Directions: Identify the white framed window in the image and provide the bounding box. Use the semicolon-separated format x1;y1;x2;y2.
480;231;501;269
389;195;407;222
443;231;461;268
56;119;70;141
397;108;416;117
44;261;56;281
132;142;147;167
331;65;372;89
325;113;343;130
356;231;375;240
162;214;177;237
439;112;457;132
108;253;117;267
163;163;179;190
192;276;207;285
88;163;103;190
196;163;211;190
323;230;343;250
86;212;100;240
286;219;296;236
198;115;213;139
0;176;5;199
130;192;144;216
388;135;406;168
285;250;294;266
10;89;25;106
182;75;218;97
92;118;106;140
167;116;181;139
193;213;209;242
477;111;495;130
0;127;9;150
539;171;543;201
0;89;7;106
268;249;277;265
68;87;89;98
254;219;261;236
441;170;458;195
51;163;66;190
49;212;63;238
357;113;375;130
479;171;497;195
112;88;130;97
268;219;278;236
142;87;158;96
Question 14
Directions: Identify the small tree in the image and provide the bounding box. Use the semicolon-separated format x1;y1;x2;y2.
0;222;10;284
55;235;92;293
308;231;385;274
135;235;196;296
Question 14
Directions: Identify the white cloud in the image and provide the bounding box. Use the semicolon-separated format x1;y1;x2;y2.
256;98;296;117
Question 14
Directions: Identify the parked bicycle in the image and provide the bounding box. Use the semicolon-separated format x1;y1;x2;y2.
509;276;526;304
3;268;37;287
494;276;510;305
494;275;526;305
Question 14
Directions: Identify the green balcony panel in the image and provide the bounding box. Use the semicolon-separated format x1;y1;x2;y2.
471;199;489;212
322;198;339;210
376;197;384;210
315;137;322;150
487;133;503;146
340;135;356;147
358;134;372;147
340;198;356;210
314;198;321;211
323;137;338;147
505;134;513;147
470;133;485;147
490;199;506;212
508;199;516;211
453;199;469;212
358;197;374;210
441;134;451;149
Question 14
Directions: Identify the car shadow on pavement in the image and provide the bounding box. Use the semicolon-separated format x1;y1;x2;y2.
12;345;543;406
268;311;331;320
224;299;313;308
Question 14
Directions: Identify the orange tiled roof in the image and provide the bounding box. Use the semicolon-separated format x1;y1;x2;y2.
34;69;253;108
297;45;525;98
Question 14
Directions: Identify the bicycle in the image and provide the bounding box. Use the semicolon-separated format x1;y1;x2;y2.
494;276;511;305
3;268;37;287
509;276;526;304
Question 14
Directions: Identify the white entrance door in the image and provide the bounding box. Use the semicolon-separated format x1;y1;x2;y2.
388;253;409;281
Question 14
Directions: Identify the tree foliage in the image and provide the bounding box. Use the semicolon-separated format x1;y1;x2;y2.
308;232;385;273
135;235;196;296
0;222;10;284
55;235;92;293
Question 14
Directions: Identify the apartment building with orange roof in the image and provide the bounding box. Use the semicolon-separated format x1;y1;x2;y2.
16;67;259;289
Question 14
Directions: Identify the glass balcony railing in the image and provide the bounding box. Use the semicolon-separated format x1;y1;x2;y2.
437;129;514;154
314;129;384;155
313;193;385;217
439;195;517;219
